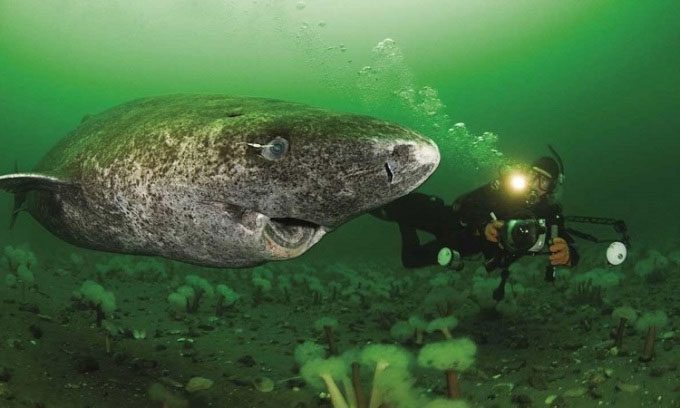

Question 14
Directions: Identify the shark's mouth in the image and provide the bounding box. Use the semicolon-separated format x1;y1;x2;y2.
262;217;327;258
218;201;326;259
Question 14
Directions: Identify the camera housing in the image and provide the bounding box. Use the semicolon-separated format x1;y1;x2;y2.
500;216;630;266
499;218;552;254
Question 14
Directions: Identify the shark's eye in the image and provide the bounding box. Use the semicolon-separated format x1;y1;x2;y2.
262;137;289;161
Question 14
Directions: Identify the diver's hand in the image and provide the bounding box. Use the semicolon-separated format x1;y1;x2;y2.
549;237;571;266
484;220;504;243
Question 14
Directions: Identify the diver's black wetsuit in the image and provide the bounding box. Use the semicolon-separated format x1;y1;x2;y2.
375;182;580;269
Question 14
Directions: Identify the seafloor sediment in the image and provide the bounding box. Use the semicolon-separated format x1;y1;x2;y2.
0;241;678;408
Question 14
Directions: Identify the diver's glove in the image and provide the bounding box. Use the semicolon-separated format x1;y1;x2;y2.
549;237;571;266
484;220;504;243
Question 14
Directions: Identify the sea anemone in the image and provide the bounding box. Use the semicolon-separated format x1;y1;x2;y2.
635;310;668;362
77;280;117;327
611;306;638;349
215;284;239;315
301;357;350;408
417;338;477;399
427;316;458;340
408;315;427;345
315;317;340;355
360;344;411;408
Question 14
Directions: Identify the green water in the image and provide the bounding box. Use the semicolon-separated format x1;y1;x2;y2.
2;1;678;250
1;1;679;407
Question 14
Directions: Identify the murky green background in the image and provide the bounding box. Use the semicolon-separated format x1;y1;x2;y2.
1;0;678;258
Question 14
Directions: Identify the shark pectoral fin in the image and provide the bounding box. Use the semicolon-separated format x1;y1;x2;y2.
1;173;75;230
9;204;26;231
0;173;73;194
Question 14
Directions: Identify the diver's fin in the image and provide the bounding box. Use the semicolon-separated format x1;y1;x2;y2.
0;173;73;194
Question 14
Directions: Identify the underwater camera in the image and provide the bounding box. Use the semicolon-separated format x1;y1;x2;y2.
489;213;630;302
499;218;550;254
499;214;631;267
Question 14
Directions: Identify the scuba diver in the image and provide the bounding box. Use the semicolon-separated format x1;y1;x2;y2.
372;146;578;299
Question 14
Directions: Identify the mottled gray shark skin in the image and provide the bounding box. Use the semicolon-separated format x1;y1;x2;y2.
1;95;440;267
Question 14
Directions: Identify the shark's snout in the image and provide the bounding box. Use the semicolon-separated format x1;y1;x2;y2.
415;138;441;168
383;139;440;186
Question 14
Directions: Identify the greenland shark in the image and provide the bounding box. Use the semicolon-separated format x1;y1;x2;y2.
0;94;439;267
